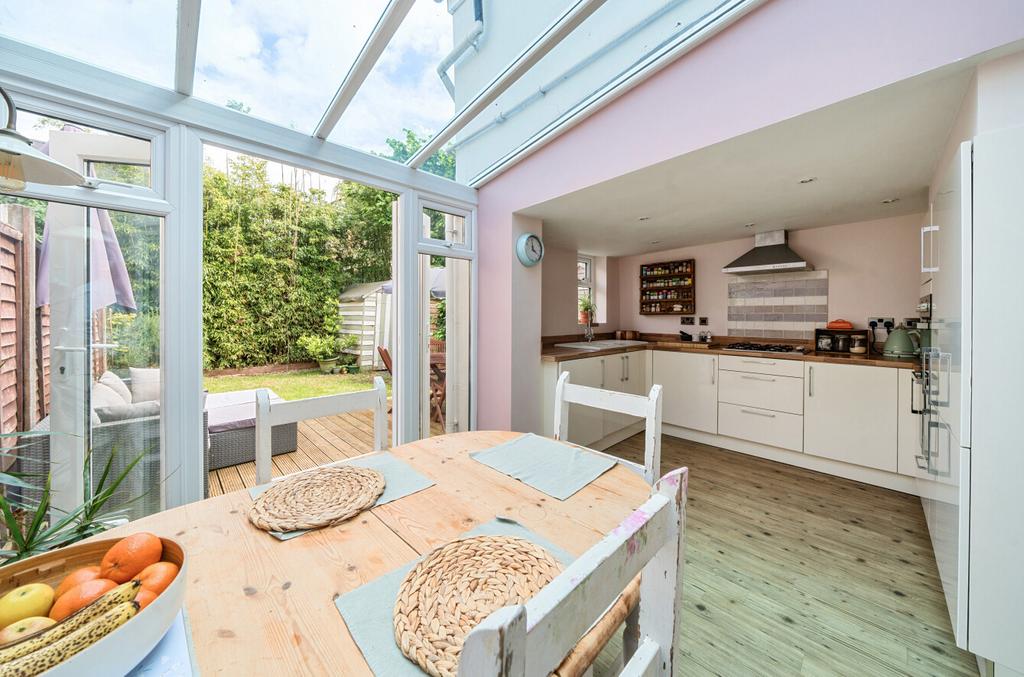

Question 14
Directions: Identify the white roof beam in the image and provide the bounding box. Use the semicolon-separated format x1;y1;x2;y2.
174;0;202;96
407;0;607;168
314;0;416;140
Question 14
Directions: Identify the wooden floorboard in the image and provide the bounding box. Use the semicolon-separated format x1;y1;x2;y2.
603;432;977;677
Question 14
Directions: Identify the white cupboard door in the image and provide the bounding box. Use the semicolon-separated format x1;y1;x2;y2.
602;355;632;435
561;357;606;447
652;351;718;434
624;351;648;396
803;362;898;472
896;368;929;478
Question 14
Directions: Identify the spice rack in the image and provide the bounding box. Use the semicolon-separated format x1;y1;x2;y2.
639;259;695;315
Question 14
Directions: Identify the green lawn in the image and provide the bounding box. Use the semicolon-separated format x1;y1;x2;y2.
204;369;391;401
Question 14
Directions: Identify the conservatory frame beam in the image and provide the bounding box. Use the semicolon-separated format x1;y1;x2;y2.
314;0;416;140
174;0;202;96
407;0;607;168
0;37;476;205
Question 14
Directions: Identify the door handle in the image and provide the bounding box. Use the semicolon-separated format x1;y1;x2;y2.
740;408;776;418
625;355;630;382
741;375;776;382
599;360;605;389
910;371;925;415
620;356;626;382
808;366;814;397
710;357;716;385
742;359;776;366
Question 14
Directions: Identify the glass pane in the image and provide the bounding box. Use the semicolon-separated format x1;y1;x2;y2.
422;207;465;245
419;254;470;438
193;0;390;131
577;260;590;282
0;195;163;531
15;111;152;188
577;286;591;302
0;1;176;86
329;0;456;179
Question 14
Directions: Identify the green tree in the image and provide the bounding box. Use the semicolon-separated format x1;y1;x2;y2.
382;129;455;180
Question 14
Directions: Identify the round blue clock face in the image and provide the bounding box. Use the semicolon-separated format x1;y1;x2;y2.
516;233;544;267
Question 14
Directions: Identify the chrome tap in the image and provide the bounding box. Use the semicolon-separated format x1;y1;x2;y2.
584;317;594;342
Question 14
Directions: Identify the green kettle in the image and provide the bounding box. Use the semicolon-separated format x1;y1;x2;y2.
883;324;921;358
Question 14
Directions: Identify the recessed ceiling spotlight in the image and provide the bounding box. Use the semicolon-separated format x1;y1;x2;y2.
649;240;661;245
798;177;817;184
638;216;650;221
881;197;900;204
743;223;756;228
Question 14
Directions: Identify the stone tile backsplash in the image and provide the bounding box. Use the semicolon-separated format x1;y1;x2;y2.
727;270;829;340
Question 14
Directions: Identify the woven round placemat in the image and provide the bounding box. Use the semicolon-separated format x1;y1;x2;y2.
247;465;385;532
393;535;562;677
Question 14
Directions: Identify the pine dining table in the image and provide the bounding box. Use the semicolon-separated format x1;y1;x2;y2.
100;430;652;675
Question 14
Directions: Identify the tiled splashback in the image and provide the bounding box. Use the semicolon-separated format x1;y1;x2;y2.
727;271;828;340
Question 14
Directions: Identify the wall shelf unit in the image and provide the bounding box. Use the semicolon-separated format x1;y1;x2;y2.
640;259;695;315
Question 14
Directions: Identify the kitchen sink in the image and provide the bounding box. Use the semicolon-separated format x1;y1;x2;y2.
553;340;649;351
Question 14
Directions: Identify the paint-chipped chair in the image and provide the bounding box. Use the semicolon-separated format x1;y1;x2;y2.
459;467;688;677
253;376;388;485
552;371;664;485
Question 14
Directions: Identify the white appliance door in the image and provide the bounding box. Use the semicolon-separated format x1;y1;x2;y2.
921;140;971;647
968;126;1024;671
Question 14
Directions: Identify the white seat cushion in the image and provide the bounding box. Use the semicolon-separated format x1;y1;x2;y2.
129;367;161;403
98;371;132;404
92;381;128;410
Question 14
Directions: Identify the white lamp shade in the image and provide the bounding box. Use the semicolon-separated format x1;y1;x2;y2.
0;129;85;190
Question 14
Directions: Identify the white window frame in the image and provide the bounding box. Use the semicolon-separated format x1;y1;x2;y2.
1;41;479;510
577;254;594;313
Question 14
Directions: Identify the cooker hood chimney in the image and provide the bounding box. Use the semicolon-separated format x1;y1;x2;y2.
722;229;812;275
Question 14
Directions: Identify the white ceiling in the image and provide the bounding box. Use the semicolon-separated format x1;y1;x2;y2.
521;64;974;257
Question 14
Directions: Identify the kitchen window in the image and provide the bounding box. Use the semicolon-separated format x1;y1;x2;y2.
577;255;593;304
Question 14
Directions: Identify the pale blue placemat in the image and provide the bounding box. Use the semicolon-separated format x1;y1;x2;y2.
128;609;199;676
335;517;573;677
248;452;435;540
470;433;616;500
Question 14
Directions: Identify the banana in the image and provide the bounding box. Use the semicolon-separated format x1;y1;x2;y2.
0;601;139;677
0;580;141;664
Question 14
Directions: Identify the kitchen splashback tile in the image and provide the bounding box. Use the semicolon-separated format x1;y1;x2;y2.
727;271;828;337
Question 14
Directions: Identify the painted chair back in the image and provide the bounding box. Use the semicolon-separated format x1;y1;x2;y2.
553;371;663;485
254;376;388;484
459;467;688;677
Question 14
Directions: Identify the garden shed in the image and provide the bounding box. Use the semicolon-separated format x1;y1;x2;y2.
338;281;391;370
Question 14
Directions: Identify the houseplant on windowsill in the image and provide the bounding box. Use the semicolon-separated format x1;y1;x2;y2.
298;334;340;373
338;334;360;374
578;297;596;326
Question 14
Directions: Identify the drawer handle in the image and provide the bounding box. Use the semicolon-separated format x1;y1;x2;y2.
741;359;776;366
740;375;776;382
740;408;776;418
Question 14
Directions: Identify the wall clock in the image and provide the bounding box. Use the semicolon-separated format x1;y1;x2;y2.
515;233;544;267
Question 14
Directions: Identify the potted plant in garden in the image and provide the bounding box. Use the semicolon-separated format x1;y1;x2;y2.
578;297;596;326
338;334;360;374
298;334;340;373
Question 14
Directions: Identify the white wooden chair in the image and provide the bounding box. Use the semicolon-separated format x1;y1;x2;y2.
254;376;388;485
553;371;664;485
459;467;688;677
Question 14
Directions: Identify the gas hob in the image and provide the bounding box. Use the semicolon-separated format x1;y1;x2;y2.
724;342;805;353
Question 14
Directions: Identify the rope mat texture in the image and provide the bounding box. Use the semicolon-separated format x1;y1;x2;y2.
247;452;436;540
335;517;573;677
248;465;385;532
394;535;563;677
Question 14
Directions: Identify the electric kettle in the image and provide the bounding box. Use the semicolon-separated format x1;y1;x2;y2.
883;324;921;358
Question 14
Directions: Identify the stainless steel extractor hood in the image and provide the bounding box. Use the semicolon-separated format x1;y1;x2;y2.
722;230;813;274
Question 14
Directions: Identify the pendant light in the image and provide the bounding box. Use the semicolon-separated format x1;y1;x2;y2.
0;86;85;191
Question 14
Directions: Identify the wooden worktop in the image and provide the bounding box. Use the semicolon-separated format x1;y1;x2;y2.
541;339;918;369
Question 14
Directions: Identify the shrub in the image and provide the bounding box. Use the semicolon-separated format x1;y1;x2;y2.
297;335;339;362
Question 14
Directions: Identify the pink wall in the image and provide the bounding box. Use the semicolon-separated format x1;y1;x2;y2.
476;0;1024;430
616;215;925;337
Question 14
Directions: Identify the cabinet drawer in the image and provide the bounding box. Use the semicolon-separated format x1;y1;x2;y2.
719;403;803;452
719;354;804;378
718;370;804;415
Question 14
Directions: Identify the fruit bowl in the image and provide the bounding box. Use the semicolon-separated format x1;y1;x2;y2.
0;536;187;676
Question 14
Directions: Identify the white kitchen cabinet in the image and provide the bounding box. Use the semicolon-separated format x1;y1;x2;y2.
602;351;647;435
718;370;803;415
719;354;804;378
803;362;898;472
719;402;803;452
897;368;929;478
651;351;718;434
559;356;607;447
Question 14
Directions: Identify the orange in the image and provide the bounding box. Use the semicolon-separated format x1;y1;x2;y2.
54;566;102;600
134;589;157;611
100;533;163;583
137;562;178;596
48;579;116;621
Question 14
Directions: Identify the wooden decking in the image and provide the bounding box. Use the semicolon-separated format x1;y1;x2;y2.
207;409;440;495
